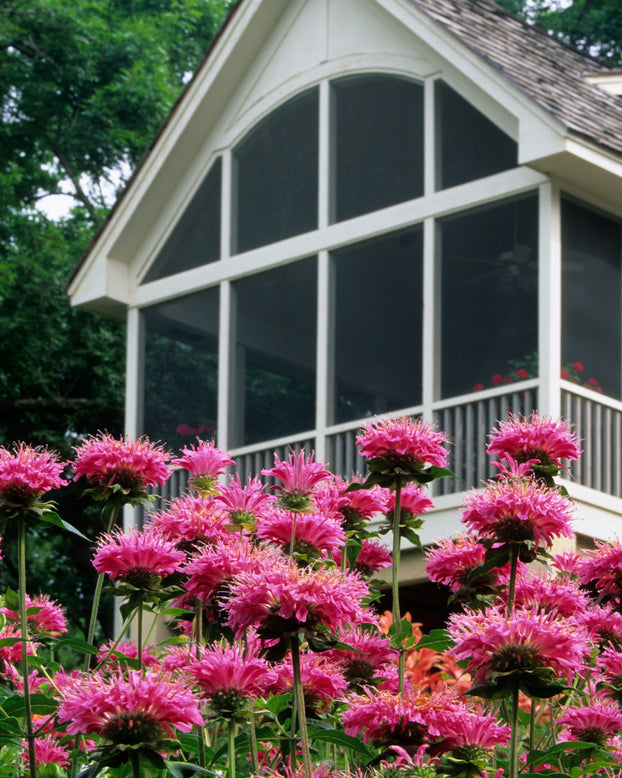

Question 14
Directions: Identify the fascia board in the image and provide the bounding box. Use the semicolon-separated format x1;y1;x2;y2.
69;0;289;306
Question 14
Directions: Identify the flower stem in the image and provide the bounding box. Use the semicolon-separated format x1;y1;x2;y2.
249;712;259;774
509;682;520;778
18;515;36;778
507;544;518;617
289;512;298;559
291;633;313;778
392;479;405;694
84;502;121;670
228;720;237;778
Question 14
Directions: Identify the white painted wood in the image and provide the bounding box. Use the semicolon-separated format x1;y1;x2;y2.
422;217;436;420
217;281;233;450
315;251;333;460
538;181;561;418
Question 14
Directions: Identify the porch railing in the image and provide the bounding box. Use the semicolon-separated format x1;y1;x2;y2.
562;383;622;499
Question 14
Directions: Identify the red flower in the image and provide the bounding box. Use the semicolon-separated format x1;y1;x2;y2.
473;383;484;392
573;362;584;372
515;369;529;379
491;374;504;385
560;369;569;380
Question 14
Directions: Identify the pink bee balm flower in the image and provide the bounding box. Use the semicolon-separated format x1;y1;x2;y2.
487;413;581;469
93;527;185;589
171;440;235;496
73;433;170;499
147;494;229;551
1;593;67;636
579;539;622;604
326;626;397;687
96;640;160;670
583;605;622;651
510;569;589;619
262;449;332;512
339;480;388;531
223;559;370;643
558;699;622;746
215;474;275;531
461;478;575;551
449;605;588;690
356;416;449;470
268;651;348;708
386;483;435;517
425;534;488;593
332;538;393;576
187;640;270;719
22;735;70;769
0;443;67;508
256;509;346;557
57;668;203;746
342;687;457;746
432;705;511;754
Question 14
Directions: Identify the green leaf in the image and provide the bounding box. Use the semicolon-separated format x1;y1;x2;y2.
4;588;19;612
54;637;99;655
306;726;373;757
35;510;90;541
165;762;211;778
414;628;454;653
3;693;58;717
526;741;605;768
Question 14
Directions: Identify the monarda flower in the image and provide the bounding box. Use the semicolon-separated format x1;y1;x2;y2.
342;687;456;747
487;413;580;480
262;449;332;512
356;416;450;488
432;705;510;759
73;433;170;502
426;534;489;594
223;560;370;657
579;539;622;605
22;735;70;770
96;640;160;671
461;478;575;553
558;699;622;746
1;593;67;636
267;651;348;709
325;626;397;688
332;538;393;577
510;569;589;619
449;605;588;698
57;668;203;747
215;474;275;532
187;640;270;720
147;494;229;552
93;527;185;590
171;440;235;496
0;443;67;509
337;479;388;532
256;509;346;558
583;605;622;650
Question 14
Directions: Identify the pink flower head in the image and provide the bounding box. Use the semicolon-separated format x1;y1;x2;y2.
511;569;589;619
487;413;581;470
96;640;160;671
425;534;488;593
171;440;235;496
332;538;393;576
224;559;370;644
342;687;457;746
461;478;575;551
583;605;622;650
558;699;622;746
0;625;38;665
579;539;622;603
0;443;67;508
73;433;170;498
386;483;434;517
262;449;332;512
57;668;203;746
93;527;185;589
183;535;262;604
449;605;588;690
22;735;70;768
339;480;388;531
268;651;348;708
356;417;449;475
147;494;229;551
326;626;398;687
187;640;270;719
256;509;346;557
215;474;275;531
0;594;68;636
432;704;510;753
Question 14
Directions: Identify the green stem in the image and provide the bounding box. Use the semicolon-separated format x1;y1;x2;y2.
84;502;121;670
194;598;206;769
18;516;37;778
392;480;405;694
249;712;259;774
509;682;520;778
289;512;298;559
228;720;237;778
291;634;312;778
137;598;143;672
507;544;519;617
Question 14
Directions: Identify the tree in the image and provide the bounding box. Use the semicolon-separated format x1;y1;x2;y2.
0;0;234;641
0;0;234;451
495;0;622;66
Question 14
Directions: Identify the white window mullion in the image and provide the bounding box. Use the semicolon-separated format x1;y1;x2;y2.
221;149;234;259
318;79;331;230
424;76;436;197
125;306;144;440
218;280;234;451
315;250;334;460
422;217;436;422
538;181;562;418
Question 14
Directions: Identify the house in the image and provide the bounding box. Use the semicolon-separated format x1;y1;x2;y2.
68;0;622;607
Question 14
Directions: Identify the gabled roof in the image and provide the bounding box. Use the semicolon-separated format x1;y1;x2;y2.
409;0;622;157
